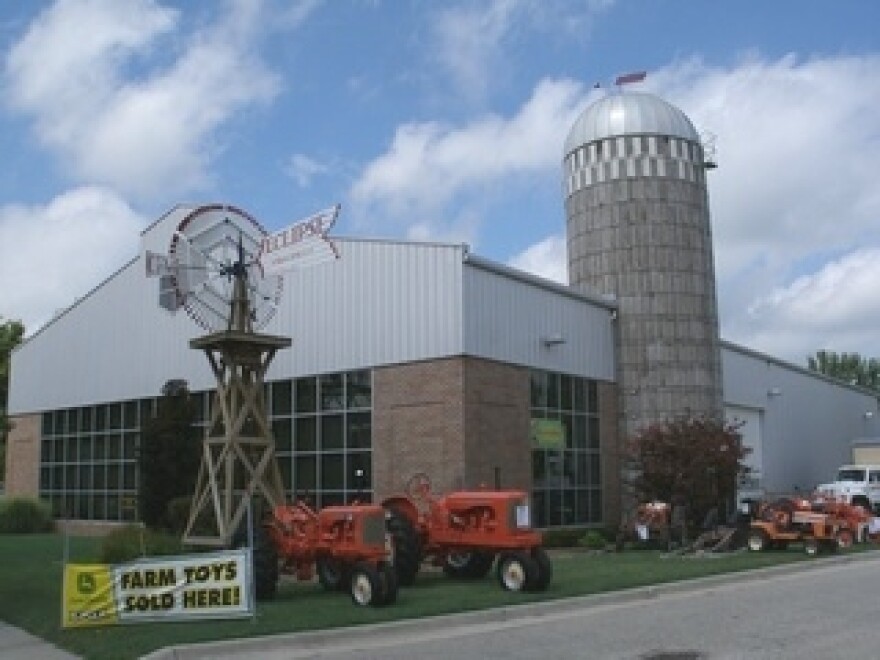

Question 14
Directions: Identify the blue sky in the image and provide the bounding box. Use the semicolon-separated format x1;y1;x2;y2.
1;0;879;364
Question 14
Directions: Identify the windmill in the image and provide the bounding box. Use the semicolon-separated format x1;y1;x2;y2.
146;203;340;546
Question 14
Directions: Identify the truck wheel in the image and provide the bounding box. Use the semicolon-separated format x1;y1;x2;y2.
386;508;421;586
496;551;537;592
349;562;382;607
375;562;399;606
746;529;769;552
528;547;552;592
443;551;494;579
317;557;349;591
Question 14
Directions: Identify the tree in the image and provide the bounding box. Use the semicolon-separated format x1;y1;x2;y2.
138;380;201;530
0;317;26;477
807;350;880;392
625;416;749;529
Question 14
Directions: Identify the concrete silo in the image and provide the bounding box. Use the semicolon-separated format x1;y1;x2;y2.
563;91;722;438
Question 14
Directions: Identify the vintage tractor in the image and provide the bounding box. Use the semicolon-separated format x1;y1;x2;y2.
746;497;849;555
242;499;397;607
809;494;874;546
382;473;552;593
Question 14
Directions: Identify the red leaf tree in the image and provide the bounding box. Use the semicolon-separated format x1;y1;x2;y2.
625;416;749;528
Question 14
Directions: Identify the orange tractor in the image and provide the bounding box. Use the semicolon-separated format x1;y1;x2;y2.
746;497;851;555
382;473;552;593
244;499;397;606
809;495;873;545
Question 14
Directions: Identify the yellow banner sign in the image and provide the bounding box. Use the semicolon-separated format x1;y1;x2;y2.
530;419;565;449
62;548;253;628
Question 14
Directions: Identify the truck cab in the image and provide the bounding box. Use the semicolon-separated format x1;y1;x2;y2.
815;465;880;513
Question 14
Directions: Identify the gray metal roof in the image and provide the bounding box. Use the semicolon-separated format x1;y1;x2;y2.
564;91;699;156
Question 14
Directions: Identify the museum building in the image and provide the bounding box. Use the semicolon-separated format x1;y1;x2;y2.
5;91;878;531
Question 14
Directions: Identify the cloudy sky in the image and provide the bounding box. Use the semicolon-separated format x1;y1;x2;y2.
1;0;878;366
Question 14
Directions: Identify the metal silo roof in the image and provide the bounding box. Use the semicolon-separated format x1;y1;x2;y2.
564;92;699;156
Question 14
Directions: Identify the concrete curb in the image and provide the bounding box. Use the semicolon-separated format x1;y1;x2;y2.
143;550;880;660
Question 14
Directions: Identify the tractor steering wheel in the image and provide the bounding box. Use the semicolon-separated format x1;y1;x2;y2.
406;472;432;501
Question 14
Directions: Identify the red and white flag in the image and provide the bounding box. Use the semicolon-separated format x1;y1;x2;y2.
615;71;647;86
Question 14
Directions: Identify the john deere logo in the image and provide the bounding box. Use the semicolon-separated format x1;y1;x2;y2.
77;572;97;595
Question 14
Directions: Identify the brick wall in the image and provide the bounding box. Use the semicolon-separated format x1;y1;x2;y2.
462;358;531;491
598;381;622;526
373;358;467;499
4;414;40;497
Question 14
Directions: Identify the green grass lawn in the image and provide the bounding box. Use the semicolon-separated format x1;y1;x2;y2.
0;533;863;660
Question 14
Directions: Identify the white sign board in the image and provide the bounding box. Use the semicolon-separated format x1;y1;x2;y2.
259;205;340;274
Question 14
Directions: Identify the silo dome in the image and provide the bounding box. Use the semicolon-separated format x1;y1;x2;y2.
564;92;699;157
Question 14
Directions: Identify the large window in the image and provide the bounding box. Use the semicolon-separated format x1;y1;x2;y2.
39;369;373;521
530;370;602;528
269;369;373;508
40;399;146;522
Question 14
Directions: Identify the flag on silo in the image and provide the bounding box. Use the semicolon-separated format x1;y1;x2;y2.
615;71;647;86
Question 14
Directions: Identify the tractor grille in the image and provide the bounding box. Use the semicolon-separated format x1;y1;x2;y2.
361;513;385;546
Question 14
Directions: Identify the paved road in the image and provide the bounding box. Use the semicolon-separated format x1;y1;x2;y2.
152;553;880;660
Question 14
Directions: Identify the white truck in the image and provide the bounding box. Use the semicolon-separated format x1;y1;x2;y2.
814;465;880;513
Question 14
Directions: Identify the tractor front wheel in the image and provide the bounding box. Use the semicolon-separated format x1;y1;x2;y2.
804;538;820;556
746;529;769;552
349;562;382;607
496;551;538;592
375;562;399;606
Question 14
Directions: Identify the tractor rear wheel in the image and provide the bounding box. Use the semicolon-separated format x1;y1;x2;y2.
386;508;421;586
317;557;349;591
746;529;769;552
443;551;495;579
528;547;552;592
375;562;399;606
349;562;382;607
496;550;538;592
252;526;279;601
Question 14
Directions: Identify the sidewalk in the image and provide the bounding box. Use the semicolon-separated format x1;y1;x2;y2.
0;621;80;659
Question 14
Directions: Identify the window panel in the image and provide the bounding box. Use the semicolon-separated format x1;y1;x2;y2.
321;454;344;490
321;415;344;450
294;456;317;493
346;412;371;450
272;418;292;452
295;417;317;452
295;378;317;413
320;374;344;411
346;371;371;409
271;380;292;416
123;401;138;429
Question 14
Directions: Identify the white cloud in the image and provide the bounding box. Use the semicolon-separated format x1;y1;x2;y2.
429;0;614;102
508;235;567;285
4;0;281;200
350;77;590;235
650;54;880;360
743;249;880;360
0;187;144;333
285;153;328;188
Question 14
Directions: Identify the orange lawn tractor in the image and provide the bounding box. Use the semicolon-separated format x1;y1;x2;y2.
746;497;849;556
382;473;552;593
809;494;873;546
242;499;397;606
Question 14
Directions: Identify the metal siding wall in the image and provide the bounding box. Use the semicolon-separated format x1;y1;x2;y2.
9;236;466;414
9;258;214;414
722;345;880;496
462;264;615;380
265;239;464;379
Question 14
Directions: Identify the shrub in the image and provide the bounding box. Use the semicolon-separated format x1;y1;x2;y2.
541;528;589;548
577;529;607;550
100;525;183;564
0;497;54;533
